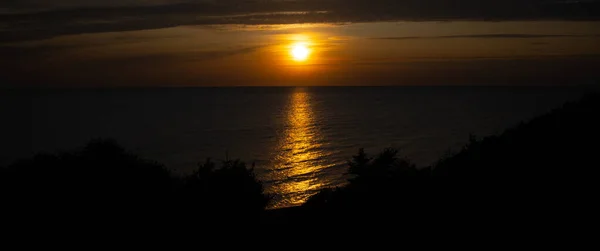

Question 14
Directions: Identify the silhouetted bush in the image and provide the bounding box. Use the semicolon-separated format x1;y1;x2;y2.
180;158;270;221
1;139;173;216
0;139;270;224
303;147;431;222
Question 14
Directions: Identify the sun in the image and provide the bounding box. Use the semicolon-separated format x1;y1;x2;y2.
291;43;310;61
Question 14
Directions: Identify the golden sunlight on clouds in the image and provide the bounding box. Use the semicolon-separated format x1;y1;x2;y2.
7;21;599;88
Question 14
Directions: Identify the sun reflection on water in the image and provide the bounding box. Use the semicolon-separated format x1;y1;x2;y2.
268;89;330;208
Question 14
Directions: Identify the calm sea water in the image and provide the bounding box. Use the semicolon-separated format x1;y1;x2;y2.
0;87;587;208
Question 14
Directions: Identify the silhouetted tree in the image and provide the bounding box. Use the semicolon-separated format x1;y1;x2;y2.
348;148;371;176
304;147;425;222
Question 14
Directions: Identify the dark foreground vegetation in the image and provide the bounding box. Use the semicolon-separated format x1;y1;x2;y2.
299;92;600;225
1;140;269;224
2;93;599;225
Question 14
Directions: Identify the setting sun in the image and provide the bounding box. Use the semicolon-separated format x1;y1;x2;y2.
291;43;310;61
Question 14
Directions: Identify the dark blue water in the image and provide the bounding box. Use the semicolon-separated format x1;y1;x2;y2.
0;86;586;207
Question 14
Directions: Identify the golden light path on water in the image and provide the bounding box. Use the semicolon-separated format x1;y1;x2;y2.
267;89;334;208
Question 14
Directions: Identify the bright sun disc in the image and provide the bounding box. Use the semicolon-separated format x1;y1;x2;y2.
291;43;310;61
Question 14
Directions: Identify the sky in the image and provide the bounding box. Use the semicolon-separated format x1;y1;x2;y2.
1;0;599;87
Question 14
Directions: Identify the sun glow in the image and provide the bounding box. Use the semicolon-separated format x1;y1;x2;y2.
290;42;310;61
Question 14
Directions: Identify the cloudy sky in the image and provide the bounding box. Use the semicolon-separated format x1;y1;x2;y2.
1;0;599;87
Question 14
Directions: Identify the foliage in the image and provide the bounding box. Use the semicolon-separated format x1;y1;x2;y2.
0;139;270;223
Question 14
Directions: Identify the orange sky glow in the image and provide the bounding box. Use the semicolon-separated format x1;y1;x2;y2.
1;21;599;87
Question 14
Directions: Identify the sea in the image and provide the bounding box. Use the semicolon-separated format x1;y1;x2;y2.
0;86;588;208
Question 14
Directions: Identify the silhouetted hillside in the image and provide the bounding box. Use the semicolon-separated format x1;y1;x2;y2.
299;93;600;224
431;92;600;223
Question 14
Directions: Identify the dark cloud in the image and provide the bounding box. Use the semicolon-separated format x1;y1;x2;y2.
0;0;599;42
0;42;268;87
103;45;267;64
373;34;600;40
0;42;266;64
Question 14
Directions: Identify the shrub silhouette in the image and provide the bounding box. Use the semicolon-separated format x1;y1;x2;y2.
1;139;172;207
1;139;270;223
304;147;430;222
180;158;270;221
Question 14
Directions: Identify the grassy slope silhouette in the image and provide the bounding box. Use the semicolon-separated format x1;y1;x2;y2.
2;93;598;224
